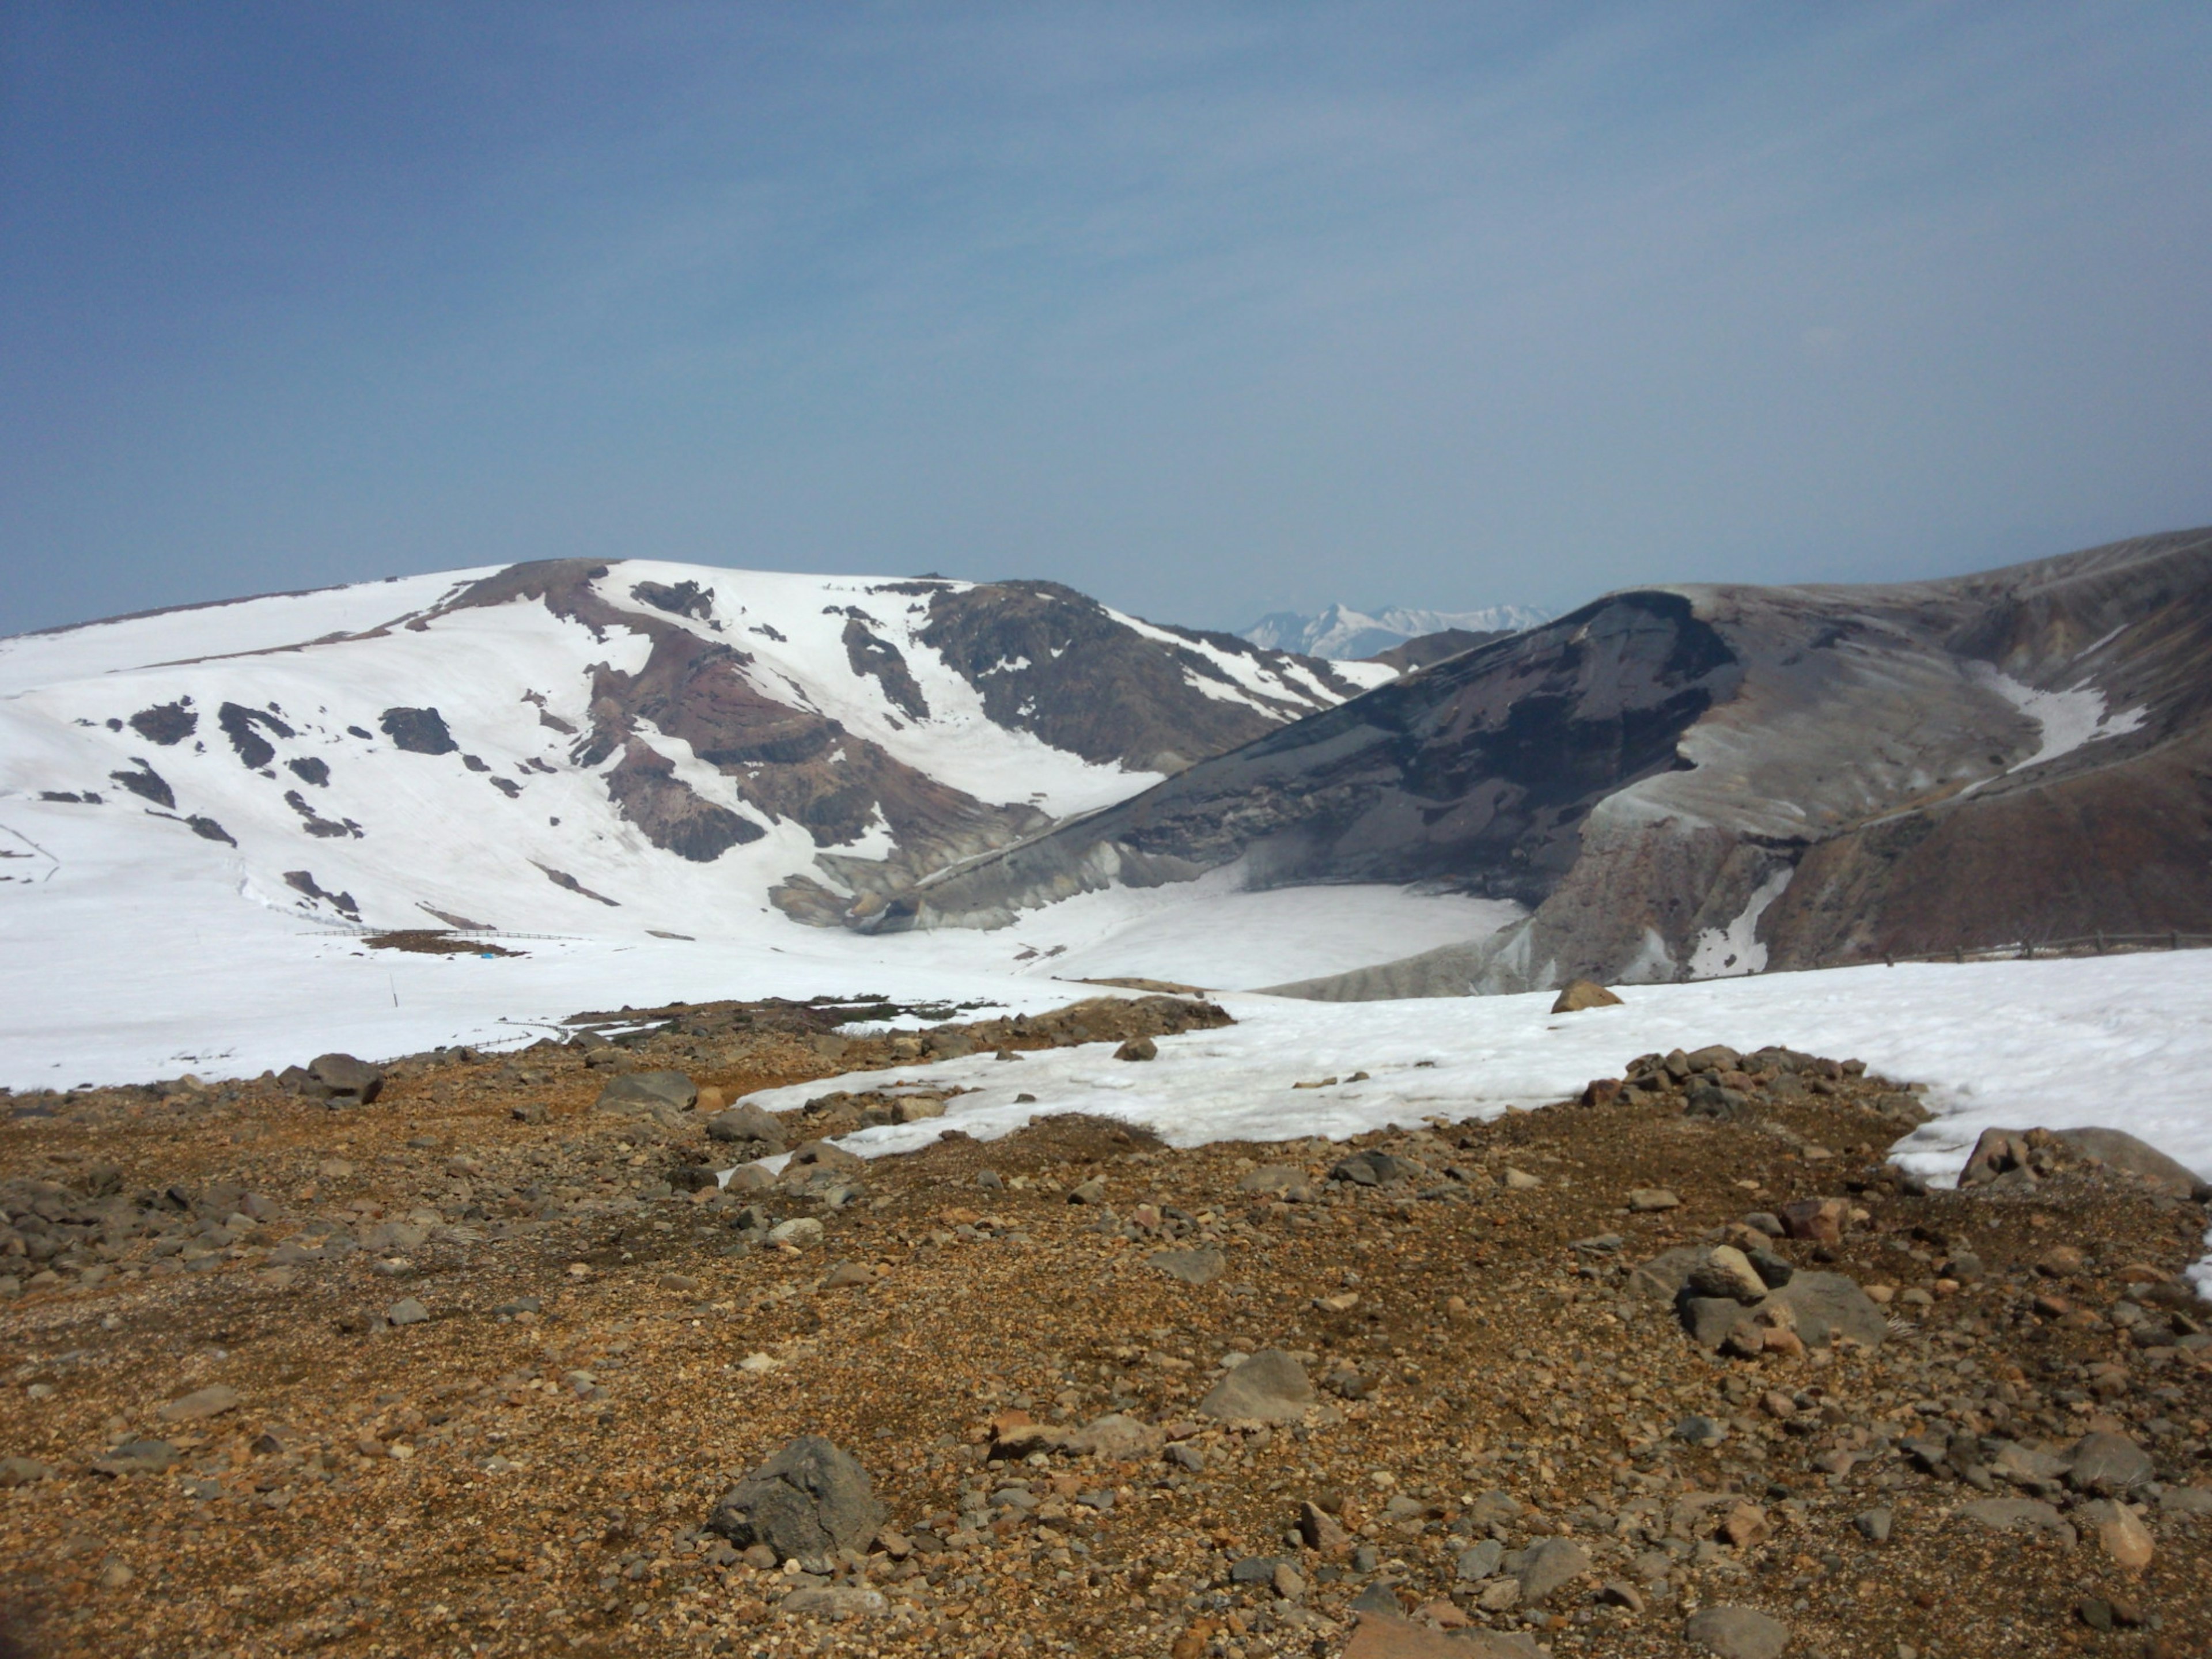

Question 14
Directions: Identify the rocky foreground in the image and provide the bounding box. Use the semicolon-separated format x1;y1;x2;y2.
2;995;2210;1659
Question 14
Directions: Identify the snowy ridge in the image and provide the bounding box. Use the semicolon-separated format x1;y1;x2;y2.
0;559;1385;945
1244;600;1550;660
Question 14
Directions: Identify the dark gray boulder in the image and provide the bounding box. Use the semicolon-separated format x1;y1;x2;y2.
706;1103;787;1148
707;1437;885;1571
309;1053;384;1103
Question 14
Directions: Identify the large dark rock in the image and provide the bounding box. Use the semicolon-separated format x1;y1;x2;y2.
705;1103;787;1148
308;1053;383;1103
378;707;457;755
707;1437;885;1571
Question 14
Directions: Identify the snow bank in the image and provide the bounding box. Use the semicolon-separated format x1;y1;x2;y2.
741;951;2212;1270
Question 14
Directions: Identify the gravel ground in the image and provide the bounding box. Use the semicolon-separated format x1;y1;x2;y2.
2;998;2207;1659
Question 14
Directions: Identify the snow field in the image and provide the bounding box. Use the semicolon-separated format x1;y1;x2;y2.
736;951;2212;1275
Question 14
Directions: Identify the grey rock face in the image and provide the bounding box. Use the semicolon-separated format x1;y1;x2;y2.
1196;1350;1317;1422
708;1437;885;1571
1683;1605;1791;1659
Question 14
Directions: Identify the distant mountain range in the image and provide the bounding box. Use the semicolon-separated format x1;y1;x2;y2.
1243;601;1552;660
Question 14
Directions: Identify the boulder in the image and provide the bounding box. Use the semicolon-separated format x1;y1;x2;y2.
707;1437;885;1572
1760;1272;1888;1349
1196;1349;1316;1422
1627;1247;1707;1304
1514;1537;1590;1603
1683;1605;1791;1659
706;1104;787;1147
308;1053;383;1103
2067;1431;2154;1495
594;1071;698;1114
1550;980;1623;1013
2054;1127;2212;1201
1959;1127;2033;1188
1777;1196;1845;1244
1686;1246;1768;1304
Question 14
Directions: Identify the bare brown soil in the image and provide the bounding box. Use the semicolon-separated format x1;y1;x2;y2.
1;1004;2207;1659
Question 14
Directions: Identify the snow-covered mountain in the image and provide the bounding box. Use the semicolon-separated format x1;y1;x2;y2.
0;560;1392;941
1243;601;1550;660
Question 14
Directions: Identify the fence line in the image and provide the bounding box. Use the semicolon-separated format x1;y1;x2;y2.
1883;930;2212;967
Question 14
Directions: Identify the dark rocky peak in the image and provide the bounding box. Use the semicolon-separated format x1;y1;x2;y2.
628;578;715;622
917;579;1358;773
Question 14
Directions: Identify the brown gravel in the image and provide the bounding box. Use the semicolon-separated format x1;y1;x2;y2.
2;1002;2208;1659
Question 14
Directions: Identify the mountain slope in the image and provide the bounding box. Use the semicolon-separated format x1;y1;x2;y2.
0;560;1384;940
865;529;2212;995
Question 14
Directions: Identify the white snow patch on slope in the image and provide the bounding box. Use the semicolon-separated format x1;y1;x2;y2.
1687;867;1793;979
0;569;496;695
992;867;1524;990
1964;669;2148;794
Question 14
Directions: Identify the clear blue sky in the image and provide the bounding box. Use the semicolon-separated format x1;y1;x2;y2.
5;2;2209;637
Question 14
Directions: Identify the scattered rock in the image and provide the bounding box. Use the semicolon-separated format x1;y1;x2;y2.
0;1457;54;1487
1683;1604;1791;1659
387;1298;429;1326
707;1437;886;1573
1114;1037;1157;1062
1627;1187;1680;1211
1196;1349;1316;1422
1551;979;1623;1013
1854;1509;1893;1543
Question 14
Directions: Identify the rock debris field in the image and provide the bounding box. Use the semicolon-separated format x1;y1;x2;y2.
2;991;2209;1659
